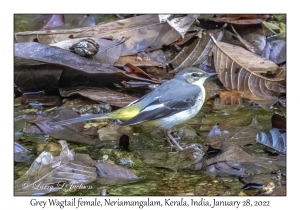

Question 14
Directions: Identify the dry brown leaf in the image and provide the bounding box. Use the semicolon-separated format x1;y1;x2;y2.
50;37;125;64
14;15;182;56
59;87;137;108
210;35;285;102
230;25;262;55
169;27;224;73
198;14;270;25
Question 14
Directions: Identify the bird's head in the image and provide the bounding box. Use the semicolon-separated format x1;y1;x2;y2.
174;67;217;86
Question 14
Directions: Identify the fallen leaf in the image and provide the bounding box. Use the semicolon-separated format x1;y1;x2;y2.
95;162;138;185
225;118;263;146
50;37;125;64
158;14;172;23
59;87;137;108
274;14;286;23
271;112;286;132
14;64;63;94
15;15;182;56
230;25;262;55
138;49;167;64
167;14;199;38
123;63;159;81
262;40;286;64
173;31;198;45
210;35;285;103
14;142;32;163
198;14;270;25
256;128;286;154
262;21;286;38
14;42;164;86
95;162;137;179
42;14;65;30
21;95;61;106
240;27;266;52
169;27;224;73
206;124;229;147
205;144;278;176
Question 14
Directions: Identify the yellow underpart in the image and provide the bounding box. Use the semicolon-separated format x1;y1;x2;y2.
107;104;142;121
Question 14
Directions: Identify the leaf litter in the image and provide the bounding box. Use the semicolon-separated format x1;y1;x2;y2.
204;119;280;177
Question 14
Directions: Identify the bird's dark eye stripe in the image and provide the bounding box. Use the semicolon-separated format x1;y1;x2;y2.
192;73;198;77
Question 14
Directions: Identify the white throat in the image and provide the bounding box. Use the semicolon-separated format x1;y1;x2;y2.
193;77;207;87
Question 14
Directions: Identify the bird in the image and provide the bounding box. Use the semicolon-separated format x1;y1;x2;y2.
50;67;216;151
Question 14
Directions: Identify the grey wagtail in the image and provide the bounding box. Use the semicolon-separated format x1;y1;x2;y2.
50;67;216;151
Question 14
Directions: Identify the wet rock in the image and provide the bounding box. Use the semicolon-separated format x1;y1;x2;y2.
97;124;132;141
173;125;198;140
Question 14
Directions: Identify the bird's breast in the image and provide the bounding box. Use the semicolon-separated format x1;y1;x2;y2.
156;93;205;130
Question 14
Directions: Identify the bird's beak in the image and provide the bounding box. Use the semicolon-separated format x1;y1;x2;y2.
205;72;218;77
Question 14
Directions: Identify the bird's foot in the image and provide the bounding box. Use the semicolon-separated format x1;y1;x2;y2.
166;132;183;151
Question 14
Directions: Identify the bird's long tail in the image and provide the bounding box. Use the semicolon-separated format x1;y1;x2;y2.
49;113;110;126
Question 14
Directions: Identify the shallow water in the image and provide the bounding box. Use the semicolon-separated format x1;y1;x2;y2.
14;100;286;196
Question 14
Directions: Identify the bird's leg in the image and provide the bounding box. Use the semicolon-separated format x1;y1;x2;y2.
166;131;183;151
165;135;175;149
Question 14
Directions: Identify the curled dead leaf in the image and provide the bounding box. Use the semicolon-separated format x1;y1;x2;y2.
210;34;285;103
230;25;262;55
169;26;225;73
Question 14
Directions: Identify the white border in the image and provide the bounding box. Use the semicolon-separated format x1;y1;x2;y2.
5;1;297;209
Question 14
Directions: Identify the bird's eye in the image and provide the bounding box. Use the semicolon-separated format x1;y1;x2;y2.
192;73;198;77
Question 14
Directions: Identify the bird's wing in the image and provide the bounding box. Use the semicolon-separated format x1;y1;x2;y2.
121;91;199;126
